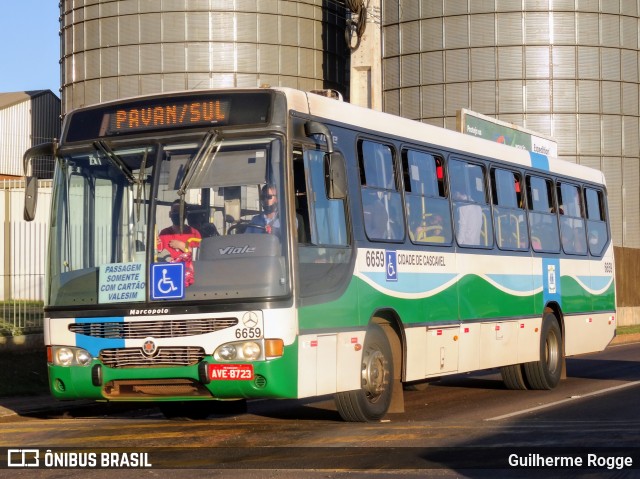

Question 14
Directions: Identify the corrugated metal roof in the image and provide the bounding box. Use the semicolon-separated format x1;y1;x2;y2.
0;90;57;110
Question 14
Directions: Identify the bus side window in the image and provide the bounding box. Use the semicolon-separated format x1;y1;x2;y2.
557;182;587;255
359;140;404;241
450;159;493;248
526;175;560;253
491;168;528;251
299;149;348;247
296;146;352;299
584;187;608;256
403;149;452;245
293;151;311;243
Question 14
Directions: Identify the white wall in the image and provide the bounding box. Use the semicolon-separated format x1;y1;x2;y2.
1;180;51;301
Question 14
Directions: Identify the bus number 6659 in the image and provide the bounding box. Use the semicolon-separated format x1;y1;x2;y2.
235;328;261;339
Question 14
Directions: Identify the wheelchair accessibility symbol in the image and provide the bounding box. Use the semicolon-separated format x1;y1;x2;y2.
151;263;184;300
385;250;398;282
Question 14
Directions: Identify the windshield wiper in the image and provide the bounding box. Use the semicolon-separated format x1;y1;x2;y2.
94;140;136;185
174;130;222;231
177;129;222;198
135;147;151;221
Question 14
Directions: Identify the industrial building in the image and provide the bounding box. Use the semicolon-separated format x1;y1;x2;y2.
0;91;58;325
0;91;60;178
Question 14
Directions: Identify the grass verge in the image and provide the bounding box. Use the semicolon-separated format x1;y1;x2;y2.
617;325;640;335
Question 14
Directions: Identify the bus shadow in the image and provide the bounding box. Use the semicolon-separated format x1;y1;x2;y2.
418;356;640;392
415;378;640;477
423;371;509;391
246;395;343;422
565;357;640;381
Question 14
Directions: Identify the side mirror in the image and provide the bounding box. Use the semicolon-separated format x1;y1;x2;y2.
24;175;38;221
324;152;347;200
23;142;55;222
304;121;334;154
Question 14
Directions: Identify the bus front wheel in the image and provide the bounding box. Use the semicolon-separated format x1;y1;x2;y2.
524;313;563;390
334;323;394;422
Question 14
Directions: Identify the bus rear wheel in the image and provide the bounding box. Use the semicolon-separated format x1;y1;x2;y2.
334;323;394;422
500;363;528;390
524;313;563;390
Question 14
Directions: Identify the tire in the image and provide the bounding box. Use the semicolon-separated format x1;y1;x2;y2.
523;313;563;390
500;363;529;390
334;323;394;422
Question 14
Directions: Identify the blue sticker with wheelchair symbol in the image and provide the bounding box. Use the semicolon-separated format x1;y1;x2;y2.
385;250;397;282
151;263;184;300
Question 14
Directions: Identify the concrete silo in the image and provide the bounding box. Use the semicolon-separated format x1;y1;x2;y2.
60;0;348;113
378;0;640;322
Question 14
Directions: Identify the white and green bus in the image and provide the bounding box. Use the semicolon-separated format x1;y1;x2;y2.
24;87;616;421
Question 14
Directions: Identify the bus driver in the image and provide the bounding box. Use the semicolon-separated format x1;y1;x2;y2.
246;184;281;236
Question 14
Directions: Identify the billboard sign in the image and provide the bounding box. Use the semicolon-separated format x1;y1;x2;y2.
457;109;557;157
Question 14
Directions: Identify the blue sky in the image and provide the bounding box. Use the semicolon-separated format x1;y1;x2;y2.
0;1;60;96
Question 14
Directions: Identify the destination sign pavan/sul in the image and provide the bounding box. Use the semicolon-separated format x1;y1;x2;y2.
104;99;231;134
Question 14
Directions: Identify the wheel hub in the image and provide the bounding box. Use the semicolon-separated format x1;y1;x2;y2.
361;349;387;402
545;330;560;373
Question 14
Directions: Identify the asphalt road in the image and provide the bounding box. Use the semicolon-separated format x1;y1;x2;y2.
0;341;639;478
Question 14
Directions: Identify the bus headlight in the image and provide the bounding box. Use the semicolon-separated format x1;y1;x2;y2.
76;349;93;366
51;346;93;367
55;347;74;366
214;340;263;362
242;342;261;360
217;344;238;361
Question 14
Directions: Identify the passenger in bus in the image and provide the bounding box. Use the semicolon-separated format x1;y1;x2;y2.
498;219;518;249
560;224;586;254
157;200;202;287
531;236;542;250
415;213;445;243
246;184;281;236
187;207;219;238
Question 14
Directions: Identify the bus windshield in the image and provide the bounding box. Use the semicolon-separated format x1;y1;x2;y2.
48;135;288;307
